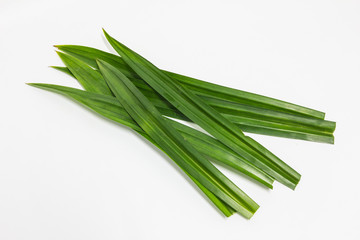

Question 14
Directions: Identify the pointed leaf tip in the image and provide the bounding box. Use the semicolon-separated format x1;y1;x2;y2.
26;83;39;88
102;28;109;36
102;29;114;44
55;50;64;57
95;58;107;68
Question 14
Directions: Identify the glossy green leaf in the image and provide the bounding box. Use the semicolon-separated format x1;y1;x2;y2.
55;44;326;119
56;51;112;95
103;30;300;189
54;45;335;142
28;82;237;217
28;82;274;188
52;63;334;144
96;59;260;218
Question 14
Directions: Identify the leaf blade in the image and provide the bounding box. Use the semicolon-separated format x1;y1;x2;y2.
56;44;326;119
103;30;300;189
97;59;260;218
27;82;238;217
57;51;112;95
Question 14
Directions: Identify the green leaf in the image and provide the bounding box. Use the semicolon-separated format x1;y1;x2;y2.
50;66;74;77
96;59;260;218
56;51;112;95
27;83;238;217
103;30;300;189
28;83;274;189
168;72;326;120
53;64;335;144
226;114;334;144
54;45;335;142
55;44;326;119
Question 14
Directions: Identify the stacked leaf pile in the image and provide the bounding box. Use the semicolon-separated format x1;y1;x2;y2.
28;29;336;219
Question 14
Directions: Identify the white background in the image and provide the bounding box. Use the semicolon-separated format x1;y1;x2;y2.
1;0;359;239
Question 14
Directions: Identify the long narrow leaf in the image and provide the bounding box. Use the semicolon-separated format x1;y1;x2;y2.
57;51;112;95
28;82;274;188
54;46;335;141
103;30;301;189
28;82;237;217
50;52;288;188
55;44;325;119
51;53;273;187
53;64;334;144
96;59;260;218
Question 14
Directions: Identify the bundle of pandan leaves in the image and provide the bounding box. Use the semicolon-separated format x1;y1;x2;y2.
28;29;335;219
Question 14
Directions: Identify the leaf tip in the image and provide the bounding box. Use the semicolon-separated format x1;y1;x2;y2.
102;28;109;36
55;50;68;60
26;83;36;87
95;58;107;68
102;28;114;44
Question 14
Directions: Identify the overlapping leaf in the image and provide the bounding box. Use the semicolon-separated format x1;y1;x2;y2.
103;30;301;189
97;59;260;218
28;29;337;219
55;45;335;143
29;82;247;217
